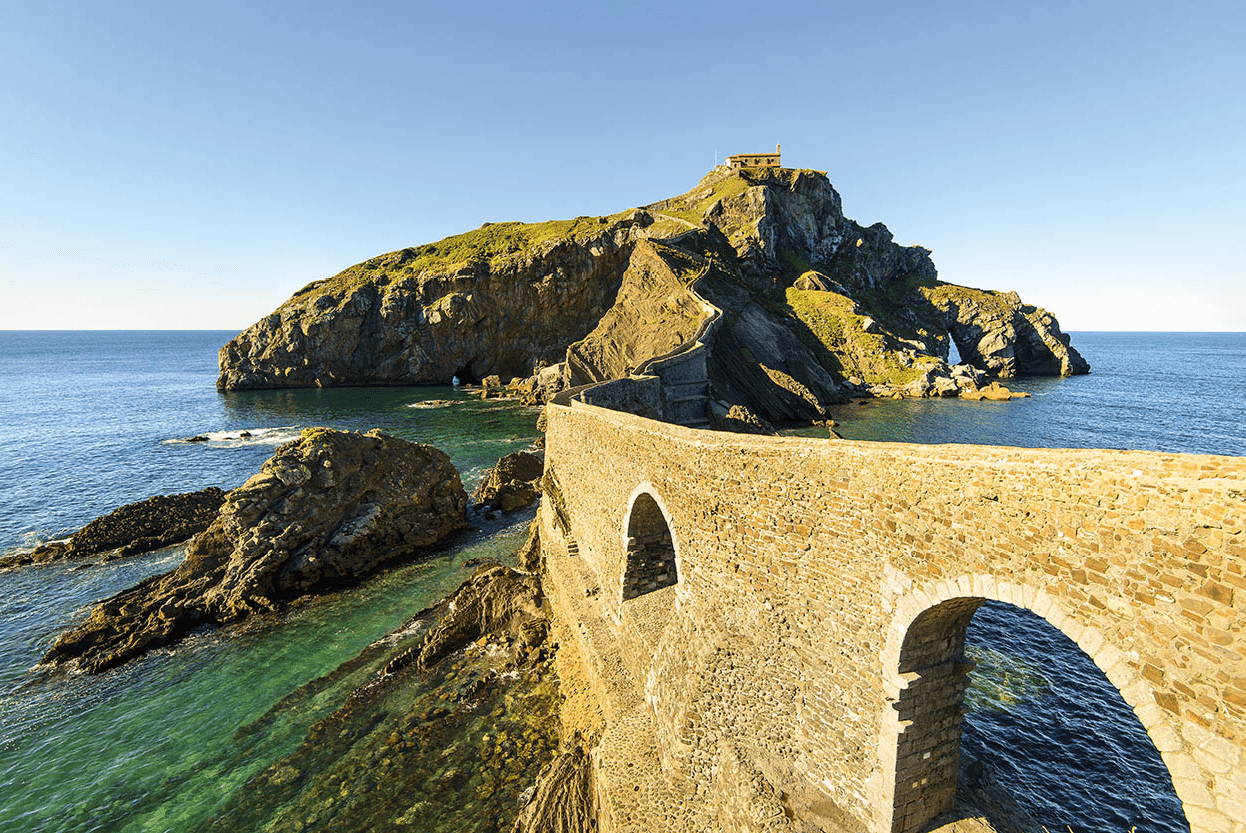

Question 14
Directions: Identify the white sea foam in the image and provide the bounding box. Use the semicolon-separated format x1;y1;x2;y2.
375;618;427;647
162;426;303;448
405;399;462;409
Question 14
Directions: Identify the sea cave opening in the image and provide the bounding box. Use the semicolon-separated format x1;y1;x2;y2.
452;365;480;386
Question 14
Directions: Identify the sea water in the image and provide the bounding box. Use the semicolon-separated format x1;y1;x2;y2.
0;331;1241;832
818;331;1246;832
0;331;542;832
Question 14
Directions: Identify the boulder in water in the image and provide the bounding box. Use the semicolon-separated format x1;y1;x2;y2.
42;428;468;673
473;451;544;512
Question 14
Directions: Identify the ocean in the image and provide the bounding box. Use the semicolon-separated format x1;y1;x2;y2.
0;330;1241;832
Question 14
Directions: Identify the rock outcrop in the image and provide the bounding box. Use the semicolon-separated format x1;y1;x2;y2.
0;488;227;570
42;428;467;674
408;562;546;672
512;741;596;833
217;165;1088;424
473;451;545;512
217;213;659;390
195;560;560;833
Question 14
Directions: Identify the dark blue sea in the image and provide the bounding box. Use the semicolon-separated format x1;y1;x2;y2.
0;330;1241;832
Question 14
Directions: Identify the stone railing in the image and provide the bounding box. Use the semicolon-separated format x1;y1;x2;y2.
568;248;721;427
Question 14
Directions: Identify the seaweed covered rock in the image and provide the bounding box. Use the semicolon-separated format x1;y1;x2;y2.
42;428;467;673
0;487;226;570
197;560;560;833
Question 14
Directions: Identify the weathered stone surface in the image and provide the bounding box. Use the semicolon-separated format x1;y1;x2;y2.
926;287;1090;378
709;402;776;435
564;238;707;387
0;488;227;570
511;741;596;833
42;428;467;673
473;451;545;512
516;518;542;573
411;562;545;672
217;166;1086;426
960;381;1021;401
541;403;1245;833
217;214;657;391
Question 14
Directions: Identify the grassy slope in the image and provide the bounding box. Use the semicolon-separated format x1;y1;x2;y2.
784;285;937;386
284;213;634;305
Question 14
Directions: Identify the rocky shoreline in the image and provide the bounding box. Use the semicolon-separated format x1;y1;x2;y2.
0;487;226;570
41;428;467;674
192;559;567;833
24;419;1051;832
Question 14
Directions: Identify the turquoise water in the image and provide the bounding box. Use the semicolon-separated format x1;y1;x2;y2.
0;331;541;833
0;330;1241;832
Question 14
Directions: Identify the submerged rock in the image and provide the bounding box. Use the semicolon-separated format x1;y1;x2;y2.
196;560;560;833
41;428;467;673
473;451;545;512
0;487;227;570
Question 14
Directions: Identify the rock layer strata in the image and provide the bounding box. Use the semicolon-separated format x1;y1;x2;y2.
42;428;467;674
216;166;1087;424
1;487;227;570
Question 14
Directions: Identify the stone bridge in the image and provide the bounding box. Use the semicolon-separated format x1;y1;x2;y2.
538;403;1246;833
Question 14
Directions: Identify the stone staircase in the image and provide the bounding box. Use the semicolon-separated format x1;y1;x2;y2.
571;254;720;429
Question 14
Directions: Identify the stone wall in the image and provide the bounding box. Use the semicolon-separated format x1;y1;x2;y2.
541;402;1246;833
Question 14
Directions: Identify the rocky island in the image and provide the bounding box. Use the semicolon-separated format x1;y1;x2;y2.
0;487;225;570
35;166;1204;833
42;428;467;673
217;165;1087;424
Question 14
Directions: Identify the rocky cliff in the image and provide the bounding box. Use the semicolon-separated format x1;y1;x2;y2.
42;428;467;673
218;166;1087;423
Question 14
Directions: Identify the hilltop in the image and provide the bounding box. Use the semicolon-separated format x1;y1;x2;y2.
217;166;1087;423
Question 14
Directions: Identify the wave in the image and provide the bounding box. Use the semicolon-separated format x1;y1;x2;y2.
405;399;463;409
162;426;303;448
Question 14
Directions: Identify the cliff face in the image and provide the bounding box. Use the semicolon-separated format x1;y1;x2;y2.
657;167;1087;420
218;166;1087;422
217;213;657;389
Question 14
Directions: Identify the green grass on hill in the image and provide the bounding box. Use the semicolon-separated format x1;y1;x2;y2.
784;286;933;386
289;214;631;303
658;173;754;226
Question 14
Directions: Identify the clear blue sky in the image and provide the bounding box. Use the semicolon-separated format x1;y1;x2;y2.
2;0;1243;331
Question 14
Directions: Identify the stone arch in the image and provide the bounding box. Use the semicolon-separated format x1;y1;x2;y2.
877;576;1187;833
621;483;680;601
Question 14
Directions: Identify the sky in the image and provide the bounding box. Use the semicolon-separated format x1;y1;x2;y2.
2;0;1243;332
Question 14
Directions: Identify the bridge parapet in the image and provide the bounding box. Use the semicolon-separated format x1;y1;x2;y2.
542;402;1246;833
